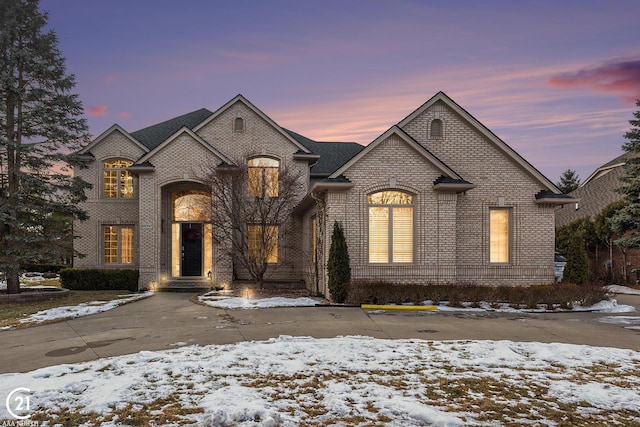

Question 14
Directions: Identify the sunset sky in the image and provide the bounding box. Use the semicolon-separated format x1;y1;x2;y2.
41;0;640;183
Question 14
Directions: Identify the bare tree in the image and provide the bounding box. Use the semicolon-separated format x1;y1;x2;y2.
199;158;304;287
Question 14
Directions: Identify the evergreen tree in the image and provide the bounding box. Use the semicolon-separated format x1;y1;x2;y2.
556;169;580;194
0;0;90;294
556;217;592;284
327;221;350;303
610;100;640;250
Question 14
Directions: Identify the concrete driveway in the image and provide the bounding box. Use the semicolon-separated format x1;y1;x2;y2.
1;292;638;374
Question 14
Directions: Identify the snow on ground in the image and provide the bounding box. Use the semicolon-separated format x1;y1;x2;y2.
199;292;321;309
0;336;638;426
10;292;153;327
597;315;640;331
200;290;635;313
608;284;640;295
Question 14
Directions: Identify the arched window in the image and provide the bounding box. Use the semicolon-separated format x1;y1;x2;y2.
430;119;443;138
103;159;133;198
248;157;279;197
368;190;414;263
233;117;244;132
172;190;211;221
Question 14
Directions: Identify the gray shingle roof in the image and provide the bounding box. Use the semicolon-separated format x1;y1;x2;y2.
130;108;213;150
284;129;364;177
555;152;639;227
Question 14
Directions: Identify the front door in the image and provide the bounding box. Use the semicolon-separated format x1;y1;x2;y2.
181;222;203;276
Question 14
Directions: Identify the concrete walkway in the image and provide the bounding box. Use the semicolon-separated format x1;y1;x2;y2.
1;292;638;374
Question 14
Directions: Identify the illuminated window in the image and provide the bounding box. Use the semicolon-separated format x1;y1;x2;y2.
172;191;210;221
248;225;278;264
103;159;133;198
490;209;510;263
248;157;279;197
368;190;413;263
430;119;443;138
104;225;134;264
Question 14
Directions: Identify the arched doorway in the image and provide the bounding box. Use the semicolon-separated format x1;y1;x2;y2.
169;188;212;278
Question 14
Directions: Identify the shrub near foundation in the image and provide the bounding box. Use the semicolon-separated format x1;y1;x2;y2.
59;269;139;292
345;280;608;309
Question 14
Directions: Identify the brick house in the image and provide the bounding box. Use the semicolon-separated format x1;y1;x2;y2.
74;92;573;293
556;152;640;284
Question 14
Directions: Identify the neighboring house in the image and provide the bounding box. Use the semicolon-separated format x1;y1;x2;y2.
74;92;574;294
555;152;640;284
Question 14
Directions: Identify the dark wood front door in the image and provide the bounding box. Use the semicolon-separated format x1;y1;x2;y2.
181;223;203;276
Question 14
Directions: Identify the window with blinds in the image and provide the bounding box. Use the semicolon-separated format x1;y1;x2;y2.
490;209;510;263
368;190;414;263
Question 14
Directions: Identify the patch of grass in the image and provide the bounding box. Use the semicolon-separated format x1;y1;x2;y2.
0;290;142;329
27;393;203;427
21;278;62;288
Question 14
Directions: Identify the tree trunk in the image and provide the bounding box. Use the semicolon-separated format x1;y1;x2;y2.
6;263;20;294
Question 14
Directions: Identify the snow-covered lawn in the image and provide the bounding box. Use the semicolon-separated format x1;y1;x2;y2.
0;285;638;425
1;336;638;426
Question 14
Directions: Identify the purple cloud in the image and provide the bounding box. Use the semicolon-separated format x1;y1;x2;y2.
548;59;640;104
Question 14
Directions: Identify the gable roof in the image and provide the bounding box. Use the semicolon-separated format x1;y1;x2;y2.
78;124;148;155
193;94;312;154
130;108;214;150
136;126;232;165
556;152;638;227
398;91;562;194
580;151;635;187
329;125;464;180
284;129;364;177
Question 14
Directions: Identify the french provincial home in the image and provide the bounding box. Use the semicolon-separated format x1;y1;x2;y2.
74;92;574;294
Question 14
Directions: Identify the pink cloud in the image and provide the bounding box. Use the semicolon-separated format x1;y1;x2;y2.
548;59;640;104
87;105;108;116
119;111;132;118
105;74;116;84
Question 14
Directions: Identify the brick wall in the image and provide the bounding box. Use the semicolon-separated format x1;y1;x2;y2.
76;101;310;290
320;101;556;288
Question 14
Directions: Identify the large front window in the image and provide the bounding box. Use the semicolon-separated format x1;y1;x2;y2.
104;225;134;264
248;157;279;197
103;159;133;198
248;225;278;264
490;209;510;263
368;190;413;263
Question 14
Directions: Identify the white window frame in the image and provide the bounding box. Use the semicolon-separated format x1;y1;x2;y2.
368;190;414;264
